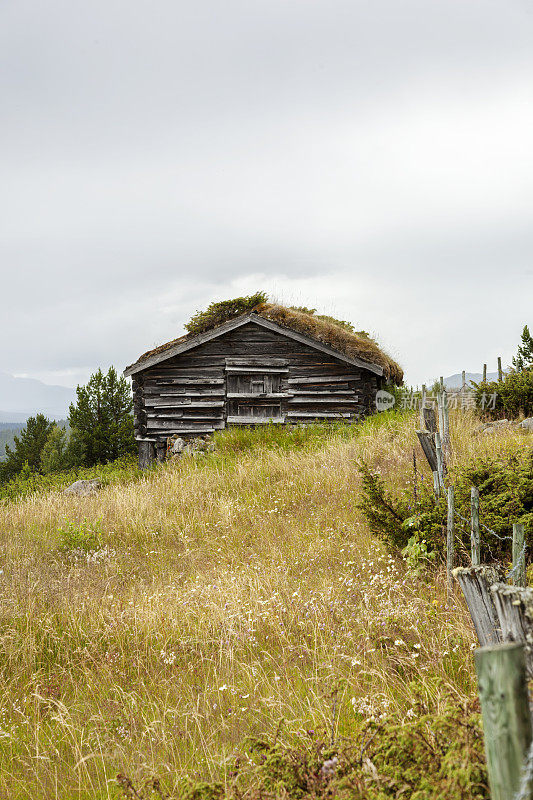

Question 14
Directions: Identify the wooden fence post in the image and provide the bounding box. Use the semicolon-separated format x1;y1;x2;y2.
420;384;426;429
442;392;451;457
475;642;532;800
437;391;445;442
483;363;487;383
513;523;527;588
498;357;503;382
471;487;480;566
462;370;466;390
435;432;445;493
447;486;454;589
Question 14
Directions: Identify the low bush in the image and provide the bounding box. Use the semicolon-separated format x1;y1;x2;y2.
358;449;533;564
0;455;141;504
474;367;533;420
114;699;488;800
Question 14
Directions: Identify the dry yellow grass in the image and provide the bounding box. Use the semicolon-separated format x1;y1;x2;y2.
0;411;527;799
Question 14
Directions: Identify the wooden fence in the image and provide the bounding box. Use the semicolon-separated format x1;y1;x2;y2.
415;383;532;799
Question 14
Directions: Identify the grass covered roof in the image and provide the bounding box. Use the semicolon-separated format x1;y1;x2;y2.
134;293;403;384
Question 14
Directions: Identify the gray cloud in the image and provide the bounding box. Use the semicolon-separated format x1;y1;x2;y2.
1;0;532;388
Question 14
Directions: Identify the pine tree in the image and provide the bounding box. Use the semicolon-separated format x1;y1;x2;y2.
40;425;68;474
68;367;136;466
0;414;54;482
512;325;533;372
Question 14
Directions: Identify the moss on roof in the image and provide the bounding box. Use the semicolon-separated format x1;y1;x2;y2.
133;299;403;385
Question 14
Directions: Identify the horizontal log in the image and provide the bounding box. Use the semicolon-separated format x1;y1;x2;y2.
226;392;290;399
225;366;289;374
287;375;359;384
286;411;353;418
289;388;352;395
225;357;288;366
287;397;358;404
227;416;285;424
145;393;224;405
146;420;224;430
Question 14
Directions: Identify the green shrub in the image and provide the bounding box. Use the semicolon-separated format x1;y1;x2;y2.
185;292;267;336
116;699;487;799
474;367;533;420
0;456;141;504
57;519;102;552
358;450;533;563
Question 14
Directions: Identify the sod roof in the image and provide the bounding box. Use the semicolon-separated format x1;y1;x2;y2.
128;303;403;384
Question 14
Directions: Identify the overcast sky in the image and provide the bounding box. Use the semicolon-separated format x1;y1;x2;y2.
1;0;532;388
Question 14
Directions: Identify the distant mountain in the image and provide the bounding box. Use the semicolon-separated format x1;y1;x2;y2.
0;372;75;422
443;372;499;389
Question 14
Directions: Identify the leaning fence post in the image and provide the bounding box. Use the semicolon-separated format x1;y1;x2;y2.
471;487;480;566
513;523;527;588
475;642;532;800
447;486;454;589
498;356;503;382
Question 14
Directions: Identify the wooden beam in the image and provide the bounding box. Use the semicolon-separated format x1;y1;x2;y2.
288;375;360;384
226;416;285;424
225;357;288;366
288;397;358;405
225;366;289;374
226;392;290;399
286;411;353;418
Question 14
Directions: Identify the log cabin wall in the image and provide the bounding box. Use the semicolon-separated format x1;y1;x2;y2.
132;322;382;447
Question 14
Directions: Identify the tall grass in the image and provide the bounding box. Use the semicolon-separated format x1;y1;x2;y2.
0;412;526;798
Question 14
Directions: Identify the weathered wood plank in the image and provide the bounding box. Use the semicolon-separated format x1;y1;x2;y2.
225;357;288;366
288;375;360;384
286;411;353;418
225;366;289;374
290;387;351;394
416;430;438;472
226;392;290;399
453;566;502;646
146;420;225;430
490;584;533;677
287;397;358;405
138;440;155;469
226;416;285;424
423;406;437;433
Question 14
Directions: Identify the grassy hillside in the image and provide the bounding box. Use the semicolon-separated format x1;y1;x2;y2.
0;413;527;798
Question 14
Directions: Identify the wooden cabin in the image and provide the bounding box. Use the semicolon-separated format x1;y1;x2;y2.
123;307;402;466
